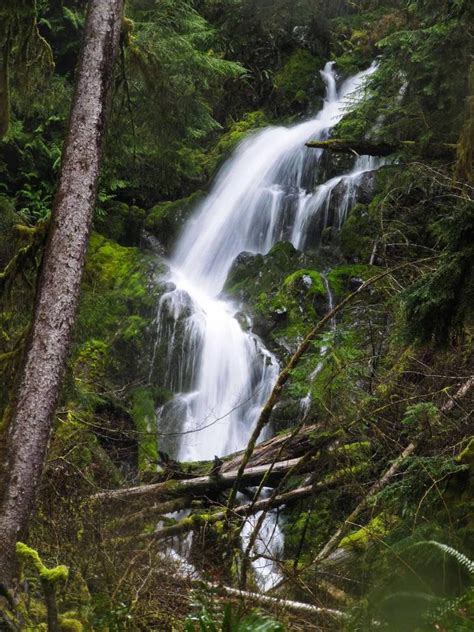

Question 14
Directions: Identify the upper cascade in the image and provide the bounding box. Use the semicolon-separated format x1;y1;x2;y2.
173;61;378;297
156;60;380;463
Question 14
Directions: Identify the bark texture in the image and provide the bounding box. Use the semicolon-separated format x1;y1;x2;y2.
0;0;124;584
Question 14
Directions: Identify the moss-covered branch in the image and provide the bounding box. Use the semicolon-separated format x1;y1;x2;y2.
305;138;458;159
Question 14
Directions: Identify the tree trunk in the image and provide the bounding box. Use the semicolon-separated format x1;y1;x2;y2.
0;38;11;139
0;0;123;584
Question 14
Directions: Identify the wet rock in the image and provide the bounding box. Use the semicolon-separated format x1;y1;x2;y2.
234;310;251;331
225;251;264;294
356;169;378;204
274;307;288;321
163;281;177;293
140;230;166;257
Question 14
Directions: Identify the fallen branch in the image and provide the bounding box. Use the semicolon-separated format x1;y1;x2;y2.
314;442;416;563
138;484;316;541
202;582;347;619
91;456;312;507
305;138;458;159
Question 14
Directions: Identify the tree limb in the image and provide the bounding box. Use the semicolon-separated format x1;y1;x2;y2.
305;138;458;159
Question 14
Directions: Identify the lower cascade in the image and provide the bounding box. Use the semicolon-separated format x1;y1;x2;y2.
153;61;381;589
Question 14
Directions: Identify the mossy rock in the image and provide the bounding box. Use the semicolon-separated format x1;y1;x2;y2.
206;110;269;172
327;263;378;298
225;242;331;355
95;201;146;247
283;269;326;297
274;49;325;110
145;191;204;253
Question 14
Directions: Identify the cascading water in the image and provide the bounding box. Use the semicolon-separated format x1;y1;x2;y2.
153;61;380;589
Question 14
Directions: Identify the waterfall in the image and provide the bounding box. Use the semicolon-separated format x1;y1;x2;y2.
156;61;377;461
153;61;379;589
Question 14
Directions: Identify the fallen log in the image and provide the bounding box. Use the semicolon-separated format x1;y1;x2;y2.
202;582;347;619
139;484;316;541
305;138;458;159
222;423;320;472
91;456;313;507
314;442;416;563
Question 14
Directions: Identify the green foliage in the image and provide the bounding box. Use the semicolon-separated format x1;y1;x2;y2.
335;1;473;144
131;387;158;475
274;49;324;109
403;199;474;344
105;0;245;203
401;402;440;439
185;604;285;631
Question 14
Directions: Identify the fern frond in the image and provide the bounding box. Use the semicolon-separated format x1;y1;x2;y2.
424;541;474;575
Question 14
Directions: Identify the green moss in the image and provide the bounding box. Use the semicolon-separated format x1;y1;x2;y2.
327;264;378;297
73;232;159;397
59;617;83;632
209;110;268;166
131;387;158;475
336;441;371;459
16;542;69;583
274;49;324;107
145;191;203;251
457;438;474;468
339;514;398;550
283;269;326;297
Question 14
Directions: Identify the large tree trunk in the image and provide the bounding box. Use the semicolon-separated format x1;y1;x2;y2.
0;0;124;584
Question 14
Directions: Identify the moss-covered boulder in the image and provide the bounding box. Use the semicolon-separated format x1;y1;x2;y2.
206;110;269;173
145;191;204;253
224;242;330;357
274;49;325;112
95;201;146;247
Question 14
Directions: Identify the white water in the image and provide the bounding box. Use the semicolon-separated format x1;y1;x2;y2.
154;61;379;588
156;61;377;461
